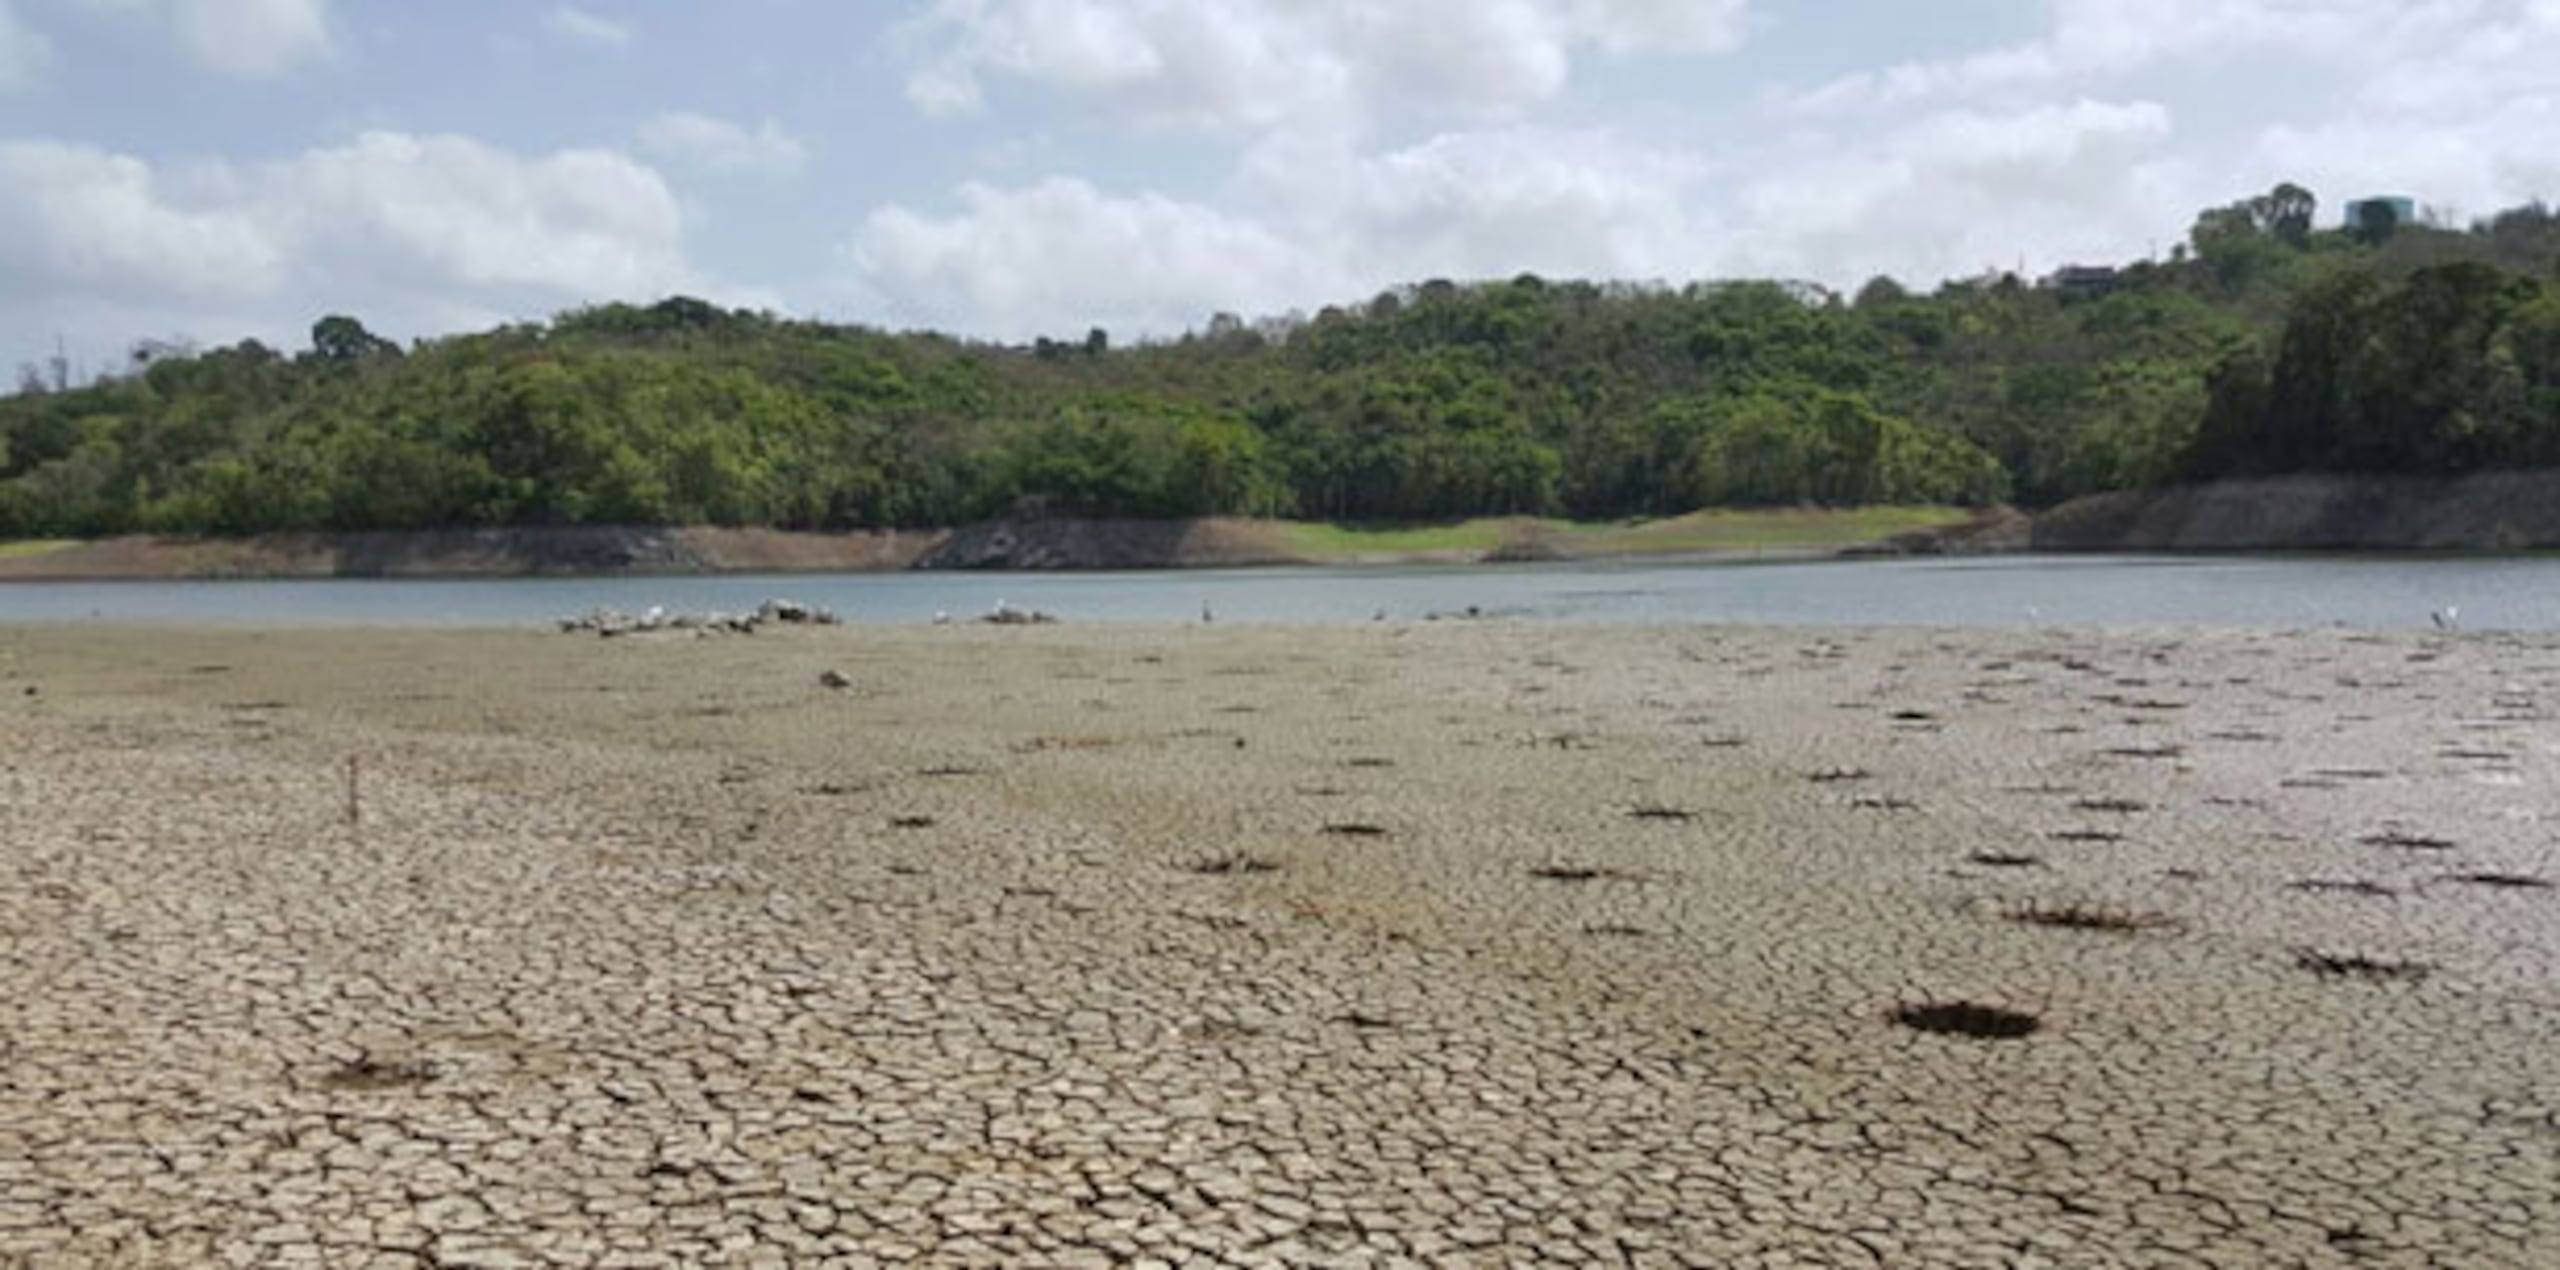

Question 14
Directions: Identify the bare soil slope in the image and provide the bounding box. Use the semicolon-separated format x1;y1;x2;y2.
0;525;945;581
2033;470;2560;552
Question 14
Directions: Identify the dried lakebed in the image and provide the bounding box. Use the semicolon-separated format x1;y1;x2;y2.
2;622;2555;1267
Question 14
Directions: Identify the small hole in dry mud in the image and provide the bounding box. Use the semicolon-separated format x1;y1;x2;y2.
1343;757;1397;769
322;1054;438;1092
1968;852;2043;869
918;765;986;779
1322;823;1391;838
2002;902;2175;933
1189;852;1281;876
2295;950;2432;983
1892;1001;2041;1040
1583;922;1650;938
889;816;936;829
2446;872;2552;891
1808;767;1870;784
1627;805;1696;822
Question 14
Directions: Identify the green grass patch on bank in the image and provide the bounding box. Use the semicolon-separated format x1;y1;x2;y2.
0;540;76;559
1274;507;1970;561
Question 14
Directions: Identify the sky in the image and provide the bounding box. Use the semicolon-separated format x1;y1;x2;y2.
2;0;2556;373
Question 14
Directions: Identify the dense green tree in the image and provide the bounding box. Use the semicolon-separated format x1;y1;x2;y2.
309;315;400;364
7;191;2558;540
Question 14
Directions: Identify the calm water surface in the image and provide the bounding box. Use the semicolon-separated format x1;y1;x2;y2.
5;555;2559;630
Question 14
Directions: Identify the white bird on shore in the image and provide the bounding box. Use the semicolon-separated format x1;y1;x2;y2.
2432;607;2459;631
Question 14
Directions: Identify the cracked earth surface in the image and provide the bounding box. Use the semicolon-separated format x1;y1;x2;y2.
2;622;2555;1267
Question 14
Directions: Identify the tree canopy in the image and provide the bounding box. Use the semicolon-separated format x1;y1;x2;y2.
6;190;2559;539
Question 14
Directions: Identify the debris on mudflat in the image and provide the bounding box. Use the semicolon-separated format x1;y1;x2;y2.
979;600;1060;625
558;598;840;637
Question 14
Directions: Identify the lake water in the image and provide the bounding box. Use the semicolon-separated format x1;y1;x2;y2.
4;555;2559;631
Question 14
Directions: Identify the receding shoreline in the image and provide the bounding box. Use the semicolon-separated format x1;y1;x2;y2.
13;468;2560;584
0;507;1969;582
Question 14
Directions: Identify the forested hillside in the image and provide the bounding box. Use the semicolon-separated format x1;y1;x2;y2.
4;187;2557;539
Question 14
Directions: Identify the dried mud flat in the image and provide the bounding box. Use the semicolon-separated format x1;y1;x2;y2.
2;620;2556;1268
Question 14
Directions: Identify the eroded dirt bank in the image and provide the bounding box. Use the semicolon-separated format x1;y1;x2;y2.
2029;470;2560;552
0;525;948;581
2;622;2556;1266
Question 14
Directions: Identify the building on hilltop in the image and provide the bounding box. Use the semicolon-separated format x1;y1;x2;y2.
2343;196;2417;230
2046;265;2122;302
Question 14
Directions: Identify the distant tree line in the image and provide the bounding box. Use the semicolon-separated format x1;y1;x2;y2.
4;189;2558;538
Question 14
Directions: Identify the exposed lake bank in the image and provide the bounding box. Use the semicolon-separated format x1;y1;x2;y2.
2022;469;2560;554
3;621;2553;1264
0;508;1969;581
11;468;2560;585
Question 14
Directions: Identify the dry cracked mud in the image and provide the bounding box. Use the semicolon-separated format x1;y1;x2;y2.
2;621;2556;1267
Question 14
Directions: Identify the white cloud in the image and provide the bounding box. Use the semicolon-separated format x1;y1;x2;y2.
2255;2;2560;220
1783;0;2480;115
847;126;1726;337
544;5;631;49
277;132;694;299
895;0;1751;133
0;141;285;300
638;112;806;177
80;0;334;77
0;133;715;355
1245;128;1713;283
1729;100;2188;284
1746;0;2557;276
0;0;53;91
850;177;1322;337
838;95;2206;341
